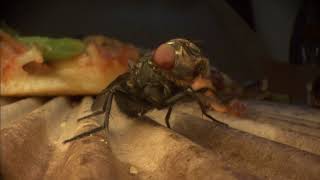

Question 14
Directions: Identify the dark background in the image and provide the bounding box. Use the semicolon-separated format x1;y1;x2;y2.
0;0;269;83
1;0;319;104
1;0;254;48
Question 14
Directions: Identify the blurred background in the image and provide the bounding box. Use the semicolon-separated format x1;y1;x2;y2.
1;0;319;106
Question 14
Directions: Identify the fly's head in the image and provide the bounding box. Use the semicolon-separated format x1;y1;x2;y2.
153;38;210;85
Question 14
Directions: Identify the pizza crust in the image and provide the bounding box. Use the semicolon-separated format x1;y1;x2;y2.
0;33;139;96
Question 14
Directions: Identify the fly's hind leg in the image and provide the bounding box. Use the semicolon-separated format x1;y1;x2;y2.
77;92;111;122
62;126;106;144
77;110;105;122
63;89;116;144
103;92;114;131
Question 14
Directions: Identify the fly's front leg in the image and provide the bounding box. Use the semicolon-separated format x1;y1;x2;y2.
162;88;227;128
189;88;228;127
199;90;228;113
191;75;241;114
163;88;208;128
201;90;247;116
195;97;228;127
153;86;227;129
162;88;193;128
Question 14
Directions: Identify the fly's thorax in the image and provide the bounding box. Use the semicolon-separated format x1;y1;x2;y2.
128;53;183;104
129;53;167;88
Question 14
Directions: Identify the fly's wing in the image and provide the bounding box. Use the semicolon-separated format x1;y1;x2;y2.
91;72;130;112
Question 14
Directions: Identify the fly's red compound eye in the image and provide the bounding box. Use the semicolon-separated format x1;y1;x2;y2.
153;43;175;70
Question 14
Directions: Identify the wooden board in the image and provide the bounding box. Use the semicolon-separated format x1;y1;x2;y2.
1;97;320;179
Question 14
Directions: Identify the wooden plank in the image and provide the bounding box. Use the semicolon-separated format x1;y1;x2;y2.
160;100;320;156
248;100;320;124
2;96;320;179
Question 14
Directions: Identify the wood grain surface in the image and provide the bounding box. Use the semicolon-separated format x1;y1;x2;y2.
1;97;320;180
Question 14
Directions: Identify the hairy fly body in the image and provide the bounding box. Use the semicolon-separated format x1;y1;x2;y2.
63;39;230;143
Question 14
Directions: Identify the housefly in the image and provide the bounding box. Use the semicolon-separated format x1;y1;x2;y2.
63;38;231;143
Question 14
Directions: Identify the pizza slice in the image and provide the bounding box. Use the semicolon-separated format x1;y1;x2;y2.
0;31;140;96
